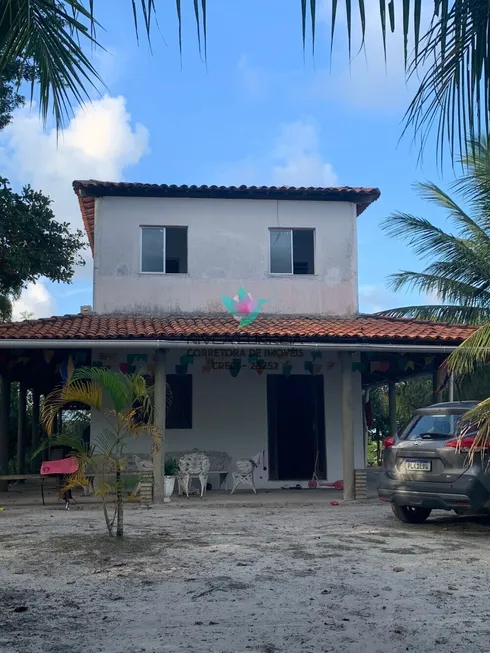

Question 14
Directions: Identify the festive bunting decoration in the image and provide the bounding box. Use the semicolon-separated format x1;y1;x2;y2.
127;353;147;365
120;362;129;374
424;356;435;367
255;359;266;375
282;362;292;377
201;363;211;374
229;358;242;378
436;373;450;394
248;353;258;363
60;356;75;382
175;363;188;376
352;362;365;373
378;361;390;373
311;351;322;361
405;360;415;372
44;350;54;364
180;354;193;365
304;361;322;374
370;361;381;373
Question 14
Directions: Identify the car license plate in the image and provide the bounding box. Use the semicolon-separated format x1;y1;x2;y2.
406;460;431;472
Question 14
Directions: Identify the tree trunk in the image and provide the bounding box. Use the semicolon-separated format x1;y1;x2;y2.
116;467;123;537
0;374;11;492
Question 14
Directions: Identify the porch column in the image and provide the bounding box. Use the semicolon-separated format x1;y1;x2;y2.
388;380;397;438
17;383;27;475
433;366;444;403
153;349;167;503
31;388;41;467
448;374;455;402
0;374;11;492
340;353;355;501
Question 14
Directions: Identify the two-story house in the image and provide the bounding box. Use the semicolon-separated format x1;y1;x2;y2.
0;181;474;499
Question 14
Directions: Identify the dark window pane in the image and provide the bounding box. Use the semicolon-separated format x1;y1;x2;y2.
166;374;192;429
141;228;164;272
165;227;188;273
293;229;314;274
270;229;292;273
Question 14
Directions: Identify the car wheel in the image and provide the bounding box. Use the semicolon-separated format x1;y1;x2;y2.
391;504;432;524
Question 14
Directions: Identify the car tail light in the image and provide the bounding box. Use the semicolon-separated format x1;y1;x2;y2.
383;436;395;449
445;435;486;451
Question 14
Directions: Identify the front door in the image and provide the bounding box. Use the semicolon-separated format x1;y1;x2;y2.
267;374;326;481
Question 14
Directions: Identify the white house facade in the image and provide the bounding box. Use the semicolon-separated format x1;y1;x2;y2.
0;181;473;500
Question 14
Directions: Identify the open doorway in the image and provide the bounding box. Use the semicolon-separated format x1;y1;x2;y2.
267;374;326;481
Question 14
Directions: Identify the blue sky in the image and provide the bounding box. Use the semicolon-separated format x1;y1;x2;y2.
0;0;456;319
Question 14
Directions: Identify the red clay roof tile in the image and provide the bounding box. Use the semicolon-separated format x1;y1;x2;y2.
0;313;475;345
73;181;381;254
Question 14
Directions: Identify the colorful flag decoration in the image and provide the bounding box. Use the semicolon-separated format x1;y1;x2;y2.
44;350;54;364
175;364;188;376
229;359;242;378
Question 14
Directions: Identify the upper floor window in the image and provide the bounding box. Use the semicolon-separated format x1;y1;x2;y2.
269;228;314;274
141;226;188;273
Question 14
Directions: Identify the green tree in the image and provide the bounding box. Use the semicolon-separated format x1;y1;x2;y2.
0;178;85;320
369;377;433;438
378;138;490;325
38;367;161;537
1;1;488;159
0;57;37;130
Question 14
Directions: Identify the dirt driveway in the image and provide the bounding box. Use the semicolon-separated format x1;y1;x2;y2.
1;496;489;653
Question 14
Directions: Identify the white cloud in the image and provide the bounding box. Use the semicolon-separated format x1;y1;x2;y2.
0;95;149;238
271;120;337;186
217;118;337;187
0;94;150;318
359;284;445;314
12;282;56;321
236;55;268;99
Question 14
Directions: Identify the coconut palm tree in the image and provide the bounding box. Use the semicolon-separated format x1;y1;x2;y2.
37;366;164;537
3;1;490;160
378;138;490;325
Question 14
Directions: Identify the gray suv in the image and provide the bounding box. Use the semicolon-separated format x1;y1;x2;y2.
377;401;490;523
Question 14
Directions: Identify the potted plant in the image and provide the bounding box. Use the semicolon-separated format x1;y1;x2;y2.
164;458;179;498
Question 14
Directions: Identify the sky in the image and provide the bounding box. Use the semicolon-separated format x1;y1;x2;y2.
0;0;455;320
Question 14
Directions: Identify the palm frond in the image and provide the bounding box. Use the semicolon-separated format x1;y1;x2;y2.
42;379;103;434
377;305;490;325
454;397;490;463
0;0;103;129
402;0;490;164
72;367;133;413
416;181;490;244
387;271;490;309
447;323;490;375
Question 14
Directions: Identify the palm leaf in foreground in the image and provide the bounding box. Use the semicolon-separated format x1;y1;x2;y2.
40;367;160;536
378;146;490;325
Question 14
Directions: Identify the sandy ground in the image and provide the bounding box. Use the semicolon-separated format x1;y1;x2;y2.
1;487;490;653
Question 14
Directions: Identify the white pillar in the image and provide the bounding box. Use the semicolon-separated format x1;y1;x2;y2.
388;380;397;438
153;349;167;503
340;353;355;501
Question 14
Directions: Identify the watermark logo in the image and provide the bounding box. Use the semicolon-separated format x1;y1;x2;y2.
222;287;269;328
